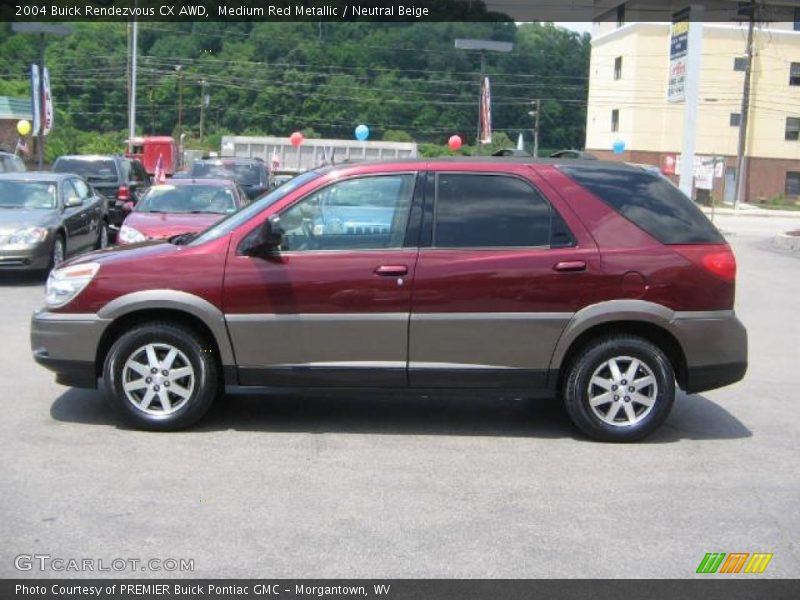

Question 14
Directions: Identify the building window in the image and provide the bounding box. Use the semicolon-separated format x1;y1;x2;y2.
786;172;800;197
616;3;625;27
786;117;800;141
730;113;741;127
611;109;619;132
790;63;800;86
614;56;623;80
734;57;747;72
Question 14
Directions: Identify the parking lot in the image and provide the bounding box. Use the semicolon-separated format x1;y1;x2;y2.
1;213;798;579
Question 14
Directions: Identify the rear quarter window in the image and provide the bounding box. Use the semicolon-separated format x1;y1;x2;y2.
559;165;725;245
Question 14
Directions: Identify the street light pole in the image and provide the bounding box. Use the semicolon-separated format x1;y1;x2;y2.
175;65;184;135
199;79;208;145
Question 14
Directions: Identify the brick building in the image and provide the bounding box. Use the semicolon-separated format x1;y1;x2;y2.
0;96;33;162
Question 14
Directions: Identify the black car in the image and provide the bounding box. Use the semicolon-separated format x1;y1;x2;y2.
0;172;108;272
52;155;150;230
189;157;269;200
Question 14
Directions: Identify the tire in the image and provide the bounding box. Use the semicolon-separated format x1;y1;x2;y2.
563;335;675;442
95;219;109;250
48;234;65;272
103;322;220;431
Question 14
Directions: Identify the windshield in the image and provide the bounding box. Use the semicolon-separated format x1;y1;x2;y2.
0;180;57;209
189;168;327;246
53;158;118;182
190;160;263;186
137;184;238;214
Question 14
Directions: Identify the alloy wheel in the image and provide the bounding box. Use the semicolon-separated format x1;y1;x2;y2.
122;343;195;416
587;355;658;427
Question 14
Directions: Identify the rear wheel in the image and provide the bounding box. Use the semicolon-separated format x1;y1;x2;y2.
103;322;220;430
563;335;675;442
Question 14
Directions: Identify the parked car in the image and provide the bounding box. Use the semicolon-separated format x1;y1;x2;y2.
269;173;295;190
0;172;108;272
31;158;747;441
189;157;269;200
0;151;27;173
117;179;248;245
52;155;150;231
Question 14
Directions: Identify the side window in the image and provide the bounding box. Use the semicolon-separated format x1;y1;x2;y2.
120;160;132;182
279;174;416;251
127;160;143;183
72;178;91;199
433;174;561;248
62;180;80;204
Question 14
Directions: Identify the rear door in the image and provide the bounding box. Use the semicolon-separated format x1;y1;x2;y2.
223;171;423;387
408;168;600;389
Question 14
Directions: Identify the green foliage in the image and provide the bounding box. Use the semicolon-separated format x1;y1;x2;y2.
0;21;590;154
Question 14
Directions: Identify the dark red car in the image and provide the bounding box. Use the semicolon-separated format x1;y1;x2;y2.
117;178;248;245
31;158;747;441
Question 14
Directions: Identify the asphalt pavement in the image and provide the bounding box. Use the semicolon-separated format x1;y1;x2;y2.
1;214;798;579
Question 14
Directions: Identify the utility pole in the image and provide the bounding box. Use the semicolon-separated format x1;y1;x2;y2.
678;6;704;198
529;99;541;157
128;17;138;141
734;1;756;210
199;79;208;145
175;65;183;135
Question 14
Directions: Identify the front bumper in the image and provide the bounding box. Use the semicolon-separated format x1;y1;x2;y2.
0;243;51;270
30;310;111;388
672;310;748;393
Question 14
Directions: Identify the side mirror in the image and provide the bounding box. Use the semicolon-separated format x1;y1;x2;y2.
245;215;283;256
122;201;135;212
64;196;83;208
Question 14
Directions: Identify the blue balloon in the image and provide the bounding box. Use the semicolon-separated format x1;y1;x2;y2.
355;124;370;141
612;139;626;154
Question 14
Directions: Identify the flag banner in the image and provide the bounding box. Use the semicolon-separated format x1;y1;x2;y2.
479;76;492;145
42;67;54;136
154;154;166;184
30;64;41;136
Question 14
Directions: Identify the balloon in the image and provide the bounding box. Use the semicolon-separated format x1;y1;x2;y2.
290;131;304;147
612;139;626;154
355;124;370;141
448;135;462;151
17;120;31;136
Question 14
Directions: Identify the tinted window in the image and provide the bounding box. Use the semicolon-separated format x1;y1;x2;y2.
433;174;554;248
560;165;725;245
280;174;415;251
53;158;118;183
191;160;264;186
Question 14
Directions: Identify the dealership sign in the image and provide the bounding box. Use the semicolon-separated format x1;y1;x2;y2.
668;8;690;103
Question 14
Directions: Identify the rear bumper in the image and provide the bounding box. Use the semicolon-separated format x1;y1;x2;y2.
673;310;748;393
30;310;110;389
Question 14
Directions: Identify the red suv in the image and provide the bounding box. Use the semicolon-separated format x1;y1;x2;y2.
30;159;747;441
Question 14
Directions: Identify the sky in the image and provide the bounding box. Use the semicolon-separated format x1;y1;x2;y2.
554;22;593;35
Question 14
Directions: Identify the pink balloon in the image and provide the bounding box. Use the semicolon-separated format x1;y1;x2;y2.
448;135;462;151
290;132;304;147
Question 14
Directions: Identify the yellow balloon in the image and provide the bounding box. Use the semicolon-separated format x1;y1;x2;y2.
17;120;31;136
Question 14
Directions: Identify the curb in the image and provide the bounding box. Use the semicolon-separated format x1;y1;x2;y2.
700;207;800;219
772;232;800;251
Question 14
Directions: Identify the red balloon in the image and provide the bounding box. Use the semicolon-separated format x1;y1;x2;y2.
448;135;462;151
290;132;304;147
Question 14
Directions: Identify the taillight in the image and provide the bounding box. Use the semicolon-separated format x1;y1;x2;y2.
117;185;130;201
673;245;737;282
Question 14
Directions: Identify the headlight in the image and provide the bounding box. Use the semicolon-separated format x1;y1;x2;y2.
45;263;100;308
4;227;48;248
118;224;145;244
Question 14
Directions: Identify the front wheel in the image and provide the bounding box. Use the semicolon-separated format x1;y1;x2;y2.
563;335;675;442
103;322;220;430
96;219;109;249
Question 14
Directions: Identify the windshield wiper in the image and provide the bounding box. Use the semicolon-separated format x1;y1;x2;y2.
189;210;223;214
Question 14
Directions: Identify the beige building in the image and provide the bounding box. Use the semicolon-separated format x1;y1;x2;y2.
585;5;800;202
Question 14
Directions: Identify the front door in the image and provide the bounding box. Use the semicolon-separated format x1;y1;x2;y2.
223;172;421;387
408;170;600;389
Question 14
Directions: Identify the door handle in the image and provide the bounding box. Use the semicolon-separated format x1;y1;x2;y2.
553;260;587;272
374;265;408;276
